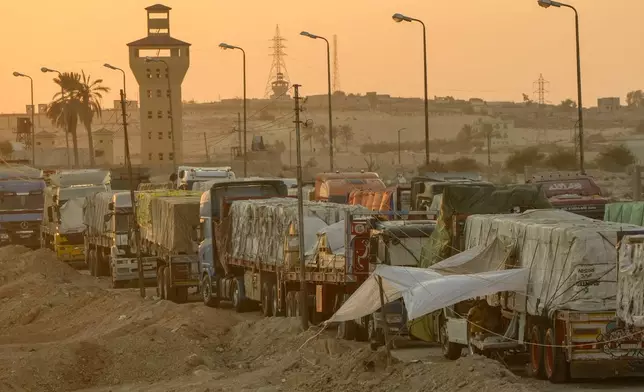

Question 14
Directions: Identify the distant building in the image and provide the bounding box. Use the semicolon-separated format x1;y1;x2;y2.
597;97;620;113
128;4;190;167
112;100;139;111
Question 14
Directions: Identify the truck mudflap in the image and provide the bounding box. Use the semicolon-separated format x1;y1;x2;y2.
169;255;200;287
111;256;158;282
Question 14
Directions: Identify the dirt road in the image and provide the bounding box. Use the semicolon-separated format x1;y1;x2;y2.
0;246;643;391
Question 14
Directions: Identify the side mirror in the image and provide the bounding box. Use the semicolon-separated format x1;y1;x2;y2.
108;202;115;211
103;213;113;223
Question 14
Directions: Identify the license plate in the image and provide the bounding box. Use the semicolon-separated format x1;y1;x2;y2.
19;234;31;238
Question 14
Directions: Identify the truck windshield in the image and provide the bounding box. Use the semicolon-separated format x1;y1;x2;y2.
541;179;599;197
114;214;131;233
0;194;43;211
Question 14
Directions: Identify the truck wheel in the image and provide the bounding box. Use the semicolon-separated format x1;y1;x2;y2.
337;321;356;340
272;283;284;317
201;275;219;308
89;250;97;277
530;325;546;379
368;316;385;347
544;327;569;383
261;282;273;317
164;267;176;302
293;291;301;317
285;292;294;317
232;282;244;313
156;266;166;299
440;321;462;360
96;252;107;277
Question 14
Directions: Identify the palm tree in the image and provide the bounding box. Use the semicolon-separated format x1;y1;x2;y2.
46;72;83;167
75;71;110;166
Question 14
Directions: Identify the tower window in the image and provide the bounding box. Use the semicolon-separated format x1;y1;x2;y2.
146;89;152;98
165;70;169;79
158;153;164;161
166;90;171;98
167;110;172;118
156;89;162;98
148;132;152;139
147;111;152;119
158;132;163;140
146;69;151;79
156;69;161;79
157;110;163;119
168;131;173;140
148;153;153;160
169;152;174;161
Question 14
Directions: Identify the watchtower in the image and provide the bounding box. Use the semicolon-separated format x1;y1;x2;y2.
127;4;190;167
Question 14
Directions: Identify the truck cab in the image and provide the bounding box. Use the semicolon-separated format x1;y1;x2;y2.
177;166;236;190
314;171;386;203
526;172;607;220
198;180;288;306
0;167;46;249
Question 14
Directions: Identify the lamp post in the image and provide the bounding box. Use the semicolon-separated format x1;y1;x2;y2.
41;67;71;168
397;127;407;165
219;43;247;177
104;63;145;298
392;13;430;166
537;0;585;174
145;57;177;174
300;31;334;172
13;72;35;166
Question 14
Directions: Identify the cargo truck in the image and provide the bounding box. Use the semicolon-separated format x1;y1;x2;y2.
198;180;378;322
41;169;111;264
0;166;45;249
83;191;157;287
135;190;203;302
443;210;644;383
110;166;151;191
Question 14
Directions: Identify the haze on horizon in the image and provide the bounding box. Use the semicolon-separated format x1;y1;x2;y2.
1;0;642;113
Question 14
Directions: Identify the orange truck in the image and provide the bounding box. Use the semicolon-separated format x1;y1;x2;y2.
312;171;386;203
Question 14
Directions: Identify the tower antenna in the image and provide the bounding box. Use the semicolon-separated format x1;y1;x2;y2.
533;73;550;143
332;35;341;93
264;25;291;99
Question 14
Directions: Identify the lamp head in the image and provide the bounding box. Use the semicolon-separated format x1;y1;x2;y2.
219;43;232;50
392;13;411;23
300;31;318;39
103;63;117;70
537;0;561;8
12;72;23;77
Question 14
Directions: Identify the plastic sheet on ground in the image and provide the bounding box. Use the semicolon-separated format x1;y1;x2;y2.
327;239;528;323
466;209;644;315
228;198;367;265
617;235;644;327
59;198;86;234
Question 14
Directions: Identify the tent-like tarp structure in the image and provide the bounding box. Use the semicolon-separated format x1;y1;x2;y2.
604;202;644;226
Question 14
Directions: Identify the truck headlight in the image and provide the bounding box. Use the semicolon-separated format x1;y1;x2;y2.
0;233;9;240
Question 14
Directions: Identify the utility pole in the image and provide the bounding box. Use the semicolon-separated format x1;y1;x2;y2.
203;132;210;163
293;84;308;330
237;112;242;154
120;89;145;298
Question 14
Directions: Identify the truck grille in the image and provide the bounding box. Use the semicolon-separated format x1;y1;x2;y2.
1;221;40;232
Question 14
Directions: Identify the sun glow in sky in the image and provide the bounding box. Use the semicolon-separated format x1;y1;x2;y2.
1;0;642;112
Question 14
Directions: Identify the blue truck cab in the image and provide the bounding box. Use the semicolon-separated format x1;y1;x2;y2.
0;166;46;249
198;180;288;307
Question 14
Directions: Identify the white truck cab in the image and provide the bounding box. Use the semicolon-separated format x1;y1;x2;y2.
177;166;236;190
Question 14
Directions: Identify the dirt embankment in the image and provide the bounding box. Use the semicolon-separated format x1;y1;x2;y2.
0;246;538;392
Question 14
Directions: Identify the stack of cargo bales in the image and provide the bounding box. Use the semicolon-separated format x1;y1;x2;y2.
228;198;367;267
616;235;644;327
420;184;552;267
604;202;644;226
466;209;643;315
83;191;118;237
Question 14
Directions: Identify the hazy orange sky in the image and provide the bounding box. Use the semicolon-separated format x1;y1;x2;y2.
1;0;643;113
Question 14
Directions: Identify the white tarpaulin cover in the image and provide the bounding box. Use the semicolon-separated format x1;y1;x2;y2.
466;209;644;315
60;197;86;234
616;235;644;327
327;238;528;323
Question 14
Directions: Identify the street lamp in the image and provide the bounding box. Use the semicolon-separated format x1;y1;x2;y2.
397;128;407;165
392;12;430;166
537;0;585;174
300;31;334;172
13;72;35;166
145;57;177;174
41;66;71;168
219;42;248;177
104;63;127;98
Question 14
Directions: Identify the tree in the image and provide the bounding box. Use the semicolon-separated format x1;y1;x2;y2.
559;99;577;110
505;146;545;173
545;149;577;170
595;145;636;172
456;124;473;143
336;124;354;151
75;71;110;167
47;72;83;167
0;141;13;157
627;90;644;108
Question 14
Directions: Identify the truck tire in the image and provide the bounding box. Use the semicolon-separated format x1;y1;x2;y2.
261;282;273;317
440;321;462;360
157;266;166;299
544;327;569;383
89;250;97;277
201;275;219;308
285;292;294;317
96;251;107;277
530;325;546;379
232;281;244;313
337;321;356;340
293;291;301;317
368;315;385;347
164;267;176;302
272;283;284;317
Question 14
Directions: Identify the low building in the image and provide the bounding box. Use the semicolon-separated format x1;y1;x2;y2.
597;97;620;113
